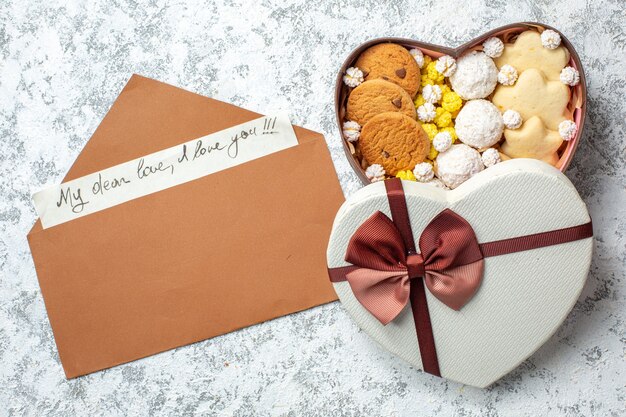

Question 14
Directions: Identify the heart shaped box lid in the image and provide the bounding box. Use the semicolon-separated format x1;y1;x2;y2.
326;159;593;387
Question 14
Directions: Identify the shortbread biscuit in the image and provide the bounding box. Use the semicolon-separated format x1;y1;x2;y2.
491;68;570;131
355;43;421;98
346;79;416;125
360;112;429;175
501;116;562;165
494;30;570;81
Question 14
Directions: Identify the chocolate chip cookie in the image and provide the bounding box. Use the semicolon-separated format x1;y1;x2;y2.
355;43;421;98
346;79;416;125
360;112;429;175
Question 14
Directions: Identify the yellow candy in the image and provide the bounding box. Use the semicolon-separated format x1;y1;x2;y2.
395;170;416;181
440;126;457;141
426;61;445;83
414;94;425;107
421;56;433;75
423;55;432;67
434;107;452;128
421;74;434;86
427;144;439;160
420;123;438;140
439;84;451;96
441;91;463;113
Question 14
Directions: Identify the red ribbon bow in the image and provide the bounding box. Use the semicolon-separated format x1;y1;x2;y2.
328;178;593;377
345;209;484;325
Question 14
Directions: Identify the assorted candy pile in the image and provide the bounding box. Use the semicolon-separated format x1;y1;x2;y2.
341;28;580;189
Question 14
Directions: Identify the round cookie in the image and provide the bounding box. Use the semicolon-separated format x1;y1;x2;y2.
347;79;416;125
435;144;484;189
354;43;421;98
449;51;498;100
360;112;429;175
455;99;504;149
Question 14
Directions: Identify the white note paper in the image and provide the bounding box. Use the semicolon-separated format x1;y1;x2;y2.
33;114;298;229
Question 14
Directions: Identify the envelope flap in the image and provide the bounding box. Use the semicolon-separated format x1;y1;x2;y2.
64;74;323;179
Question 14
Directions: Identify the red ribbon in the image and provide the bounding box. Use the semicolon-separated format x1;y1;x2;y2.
328;178;593;377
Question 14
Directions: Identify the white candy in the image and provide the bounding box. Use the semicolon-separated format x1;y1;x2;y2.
436;144;484;189
455;99;504;149
482;37;504;58
502;109;523;130
449;51;498;100
558;120;577;141
417;103;437;122
365;164;386;182
482;148;501;168
409;48;425;68
560;66;580;86
435;55;457;77
497;64;518;86
541;29;561;49
343;67;364;88
342;120;361;142
413;162;434;182
422;84;442;104
433;131;453;152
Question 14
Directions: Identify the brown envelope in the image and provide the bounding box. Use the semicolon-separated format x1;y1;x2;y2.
27;74;344;378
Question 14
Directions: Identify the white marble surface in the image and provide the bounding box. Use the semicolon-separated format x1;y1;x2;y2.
1;1;625;416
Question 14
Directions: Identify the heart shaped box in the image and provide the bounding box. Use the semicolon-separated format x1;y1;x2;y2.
326;159;593;387
335;22;587;184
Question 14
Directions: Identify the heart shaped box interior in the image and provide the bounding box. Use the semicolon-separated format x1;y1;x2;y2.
335;22;586;184
326;159;593;387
